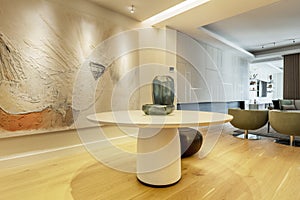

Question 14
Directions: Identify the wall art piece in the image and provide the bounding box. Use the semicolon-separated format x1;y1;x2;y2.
0;0;137;133
0;29;81;131
89;62;106;80
0;33;26;83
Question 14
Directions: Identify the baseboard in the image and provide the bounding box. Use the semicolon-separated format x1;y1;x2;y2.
0;126;139;158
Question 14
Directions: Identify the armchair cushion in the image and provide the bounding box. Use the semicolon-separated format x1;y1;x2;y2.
279;99;294;110
282;105;296;110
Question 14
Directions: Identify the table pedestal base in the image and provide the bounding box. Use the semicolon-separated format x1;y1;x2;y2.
137;128;181;187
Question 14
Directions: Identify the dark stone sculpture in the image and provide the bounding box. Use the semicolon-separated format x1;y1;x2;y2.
142;104;174;115
179;128;203;158
142;75;175;115
152;75;174;105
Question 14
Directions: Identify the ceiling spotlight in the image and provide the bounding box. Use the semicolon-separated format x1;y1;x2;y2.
293;39;296;43
130;5;135;14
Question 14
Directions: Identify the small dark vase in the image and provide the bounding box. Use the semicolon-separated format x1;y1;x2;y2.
179;128;203;158
152;76;174;105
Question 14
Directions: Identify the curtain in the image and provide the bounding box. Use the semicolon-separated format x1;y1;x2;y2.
283;53;300;99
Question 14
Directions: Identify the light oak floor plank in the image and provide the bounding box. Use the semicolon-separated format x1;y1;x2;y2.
1;124;300;200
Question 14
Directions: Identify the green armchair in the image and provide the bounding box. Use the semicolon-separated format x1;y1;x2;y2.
269;110;300;146
228;108;269;139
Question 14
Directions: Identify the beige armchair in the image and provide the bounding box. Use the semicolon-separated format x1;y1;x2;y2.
269;110;300;146
228;108;269;139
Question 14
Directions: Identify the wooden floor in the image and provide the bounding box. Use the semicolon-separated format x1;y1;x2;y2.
1;124;300;200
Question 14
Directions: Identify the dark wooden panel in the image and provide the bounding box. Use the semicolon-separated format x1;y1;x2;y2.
284;53;300;99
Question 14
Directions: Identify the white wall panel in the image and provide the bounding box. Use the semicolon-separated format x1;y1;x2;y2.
176;32;249;103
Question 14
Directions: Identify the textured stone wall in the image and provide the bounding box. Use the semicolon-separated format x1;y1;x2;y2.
0;0;138;133
0;106;76;131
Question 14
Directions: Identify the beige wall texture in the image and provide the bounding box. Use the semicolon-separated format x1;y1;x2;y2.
0;0;140;132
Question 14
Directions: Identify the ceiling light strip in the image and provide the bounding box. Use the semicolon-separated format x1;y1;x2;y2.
142;0;210;26
258;37;300;49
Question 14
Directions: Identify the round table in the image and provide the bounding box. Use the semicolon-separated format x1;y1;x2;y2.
87;110;232;187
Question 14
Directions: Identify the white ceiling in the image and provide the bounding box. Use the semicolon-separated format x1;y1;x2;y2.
203;0;300;54
89;0;300;63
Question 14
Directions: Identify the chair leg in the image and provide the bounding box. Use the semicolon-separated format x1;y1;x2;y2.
290;135;295;146
244;130;248;139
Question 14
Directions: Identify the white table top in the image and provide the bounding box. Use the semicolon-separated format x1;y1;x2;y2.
87;110;233;128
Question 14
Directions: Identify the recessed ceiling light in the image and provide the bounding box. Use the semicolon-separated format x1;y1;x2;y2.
130;5;135;14
142;0;210;26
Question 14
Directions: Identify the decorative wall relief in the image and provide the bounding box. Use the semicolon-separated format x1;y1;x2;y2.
89;62;106;80
0;33;26;82
0;106;78;131
0;0;138;133
0;31;80;131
